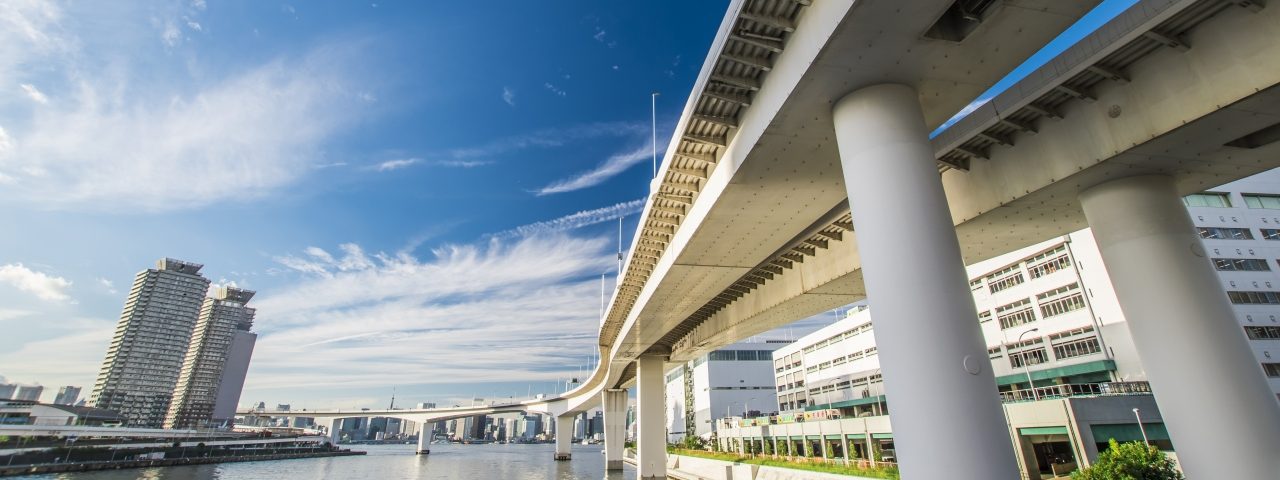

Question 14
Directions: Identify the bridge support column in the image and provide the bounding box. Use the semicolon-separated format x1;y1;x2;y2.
603;388;627;470
636;354;667;479
832;83;1019;480
327;418;341;446
554;415;573;461
416;422;430;455
1079;174;1280;478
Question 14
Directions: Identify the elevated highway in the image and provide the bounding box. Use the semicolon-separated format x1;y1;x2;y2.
581;0;1280;478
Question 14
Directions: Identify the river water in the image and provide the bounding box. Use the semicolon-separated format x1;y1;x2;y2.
15;444;635;480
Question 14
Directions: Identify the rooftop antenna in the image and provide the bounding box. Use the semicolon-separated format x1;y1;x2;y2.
617;217;624;275
600;273;606;321
389;387;396;410
651;92;661;178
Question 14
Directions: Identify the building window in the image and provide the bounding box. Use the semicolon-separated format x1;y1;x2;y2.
1026;246;1072;279
996;299;1037;329
970;279;985;291
1228;291;1280;305
1262;229;1280;240
1198;227;1254;240
1036;283;1087;318
1009;347;1049;368
1052;336;1102;360
709;351;736;361
1184;192;1232;208
1244;194;1280;210
1245;326;1280;340
1263;363;1280;377
1213;258;1271;271
986;265;1025;293
978;310;992;323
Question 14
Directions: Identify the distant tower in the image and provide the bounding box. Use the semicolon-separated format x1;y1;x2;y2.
90;259;210;427
53;386;81;406
165;286;258;429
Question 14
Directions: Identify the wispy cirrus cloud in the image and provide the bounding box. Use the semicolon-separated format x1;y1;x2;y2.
534;141;659;196
19;84;47;104
447;121;647;160
490;198;644;239
252;233;614;403
0;2;378;212
502;86;515;106
0;263;72;302
368;157;492;172
373;158;420;172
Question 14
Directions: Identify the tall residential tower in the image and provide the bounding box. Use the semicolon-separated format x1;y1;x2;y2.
89;259;210;427
164;286;258;429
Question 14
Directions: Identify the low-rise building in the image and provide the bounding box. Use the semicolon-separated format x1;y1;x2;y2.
664;341;789;443
0;400;124;426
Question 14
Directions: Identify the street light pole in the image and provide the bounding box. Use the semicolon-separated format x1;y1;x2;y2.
1016;328;1041;401
1133;408;1150;446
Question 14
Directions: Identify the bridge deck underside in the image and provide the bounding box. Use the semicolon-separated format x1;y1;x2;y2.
606;0;1280;378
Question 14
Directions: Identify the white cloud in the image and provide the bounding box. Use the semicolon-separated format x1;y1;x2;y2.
374;158;420;172
447;121;646;160
491;198;645;239
19;83;48;104
0;263;72;302
185;18;202;32
593;29;606;42
161;19;181;47
502;86;515;106
1;46;371;211
535;141;658;195
96;278;117;294
250;233;615;395
543;82;566;97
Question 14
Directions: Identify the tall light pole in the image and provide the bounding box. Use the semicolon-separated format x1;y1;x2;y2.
1016;328;1041;401
651;92;660;178
1133;408;1150;446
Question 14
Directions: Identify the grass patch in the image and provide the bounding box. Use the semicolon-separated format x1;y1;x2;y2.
668;448;899;479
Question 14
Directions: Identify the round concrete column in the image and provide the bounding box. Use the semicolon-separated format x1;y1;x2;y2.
833;83;1019;480
1079;174;1280;478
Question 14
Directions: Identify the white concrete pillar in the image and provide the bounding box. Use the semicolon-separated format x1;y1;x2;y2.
554;415;573;461
603;388;627;470
833;83;1019;480
416;419;430;455
1079;174;1280;479
328;418;341;445
840;435;850;465
636;354;667;479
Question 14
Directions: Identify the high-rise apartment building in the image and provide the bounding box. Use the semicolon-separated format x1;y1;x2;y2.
14;386;43;402
164;286;257;429
89;258;211;427
0;384;15;400
53;386;81;406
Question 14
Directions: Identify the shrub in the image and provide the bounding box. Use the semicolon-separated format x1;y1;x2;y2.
1072;440;1183;480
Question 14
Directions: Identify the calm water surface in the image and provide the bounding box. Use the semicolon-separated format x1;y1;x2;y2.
16;444;635;480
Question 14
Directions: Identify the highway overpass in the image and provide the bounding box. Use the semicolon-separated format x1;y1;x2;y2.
584;0;1280;478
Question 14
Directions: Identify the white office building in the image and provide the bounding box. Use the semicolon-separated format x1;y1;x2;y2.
664;341;788;442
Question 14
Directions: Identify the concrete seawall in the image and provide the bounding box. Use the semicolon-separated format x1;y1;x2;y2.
0;450;365;477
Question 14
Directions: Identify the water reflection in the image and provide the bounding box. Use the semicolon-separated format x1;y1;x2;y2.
21;444;634;480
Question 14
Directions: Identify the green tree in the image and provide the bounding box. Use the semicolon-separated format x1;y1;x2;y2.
1072;440;1183;480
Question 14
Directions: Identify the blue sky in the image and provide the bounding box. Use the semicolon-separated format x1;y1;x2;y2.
0;0;1133;409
